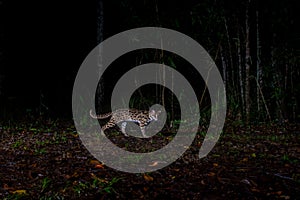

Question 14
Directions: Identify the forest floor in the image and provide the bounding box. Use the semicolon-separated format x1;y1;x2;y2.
0;118;299;199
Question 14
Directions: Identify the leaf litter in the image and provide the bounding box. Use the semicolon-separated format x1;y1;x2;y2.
0;118;299;199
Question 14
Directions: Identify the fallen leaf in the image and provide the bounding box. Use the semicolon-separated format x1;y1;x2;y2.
241;179;251;185
11;190;27;195
280;195;290;200
64;174;71;179
3;184;14;190
149;161;158;167
251;188;260;192
284;164;290;167
90;159;101;165
95;164;104;169
207;172;216;177
71;172;79;178
143;174;154;181
31;163;37;168
28;170;33;179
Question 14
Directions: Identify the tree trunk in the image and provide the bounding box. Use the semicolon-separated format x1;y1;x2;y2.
224;17;235;93
96;0;104;107
245;0;251;124
256;11;262;115
0;0;5;118
237;29;244;118
220;45;227;89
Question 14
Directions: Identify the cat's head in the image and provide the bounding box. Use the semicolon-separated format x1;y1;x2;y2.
149;110;162;121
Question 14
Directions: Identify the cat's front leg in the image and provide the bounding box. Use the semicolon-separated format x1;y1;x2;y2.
121;122;128;136
140;126;147;138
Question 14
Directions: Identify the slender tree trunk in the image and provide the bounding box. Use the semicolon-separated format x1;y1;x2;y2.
245;0;251;124
171;68;174;127
224;17;235;93
271;47;283;121
0;0;5;118
291;64;296;120
220;45;227;89
256;11;262;115
155;1;166;109
161;50;166;109
237;29;244;117
0;74;4;118
96;0;104;106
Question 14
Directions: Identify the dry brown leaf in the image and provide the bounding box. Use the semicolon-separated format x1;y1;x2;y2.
280;195;290;200
95;164;104;169
242;157;248;162
207;172;216;177
11;190;27;195
3;184;14;191
64;174;71;179
90;159;101;165
149;161;159;166
72;172;79;178
31;163;37;168
143;174;154;181
251;188;260;192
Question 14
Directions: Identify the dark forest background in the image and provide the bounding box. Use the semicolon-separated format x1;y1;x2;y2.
0;1;300;199
0;0;299;124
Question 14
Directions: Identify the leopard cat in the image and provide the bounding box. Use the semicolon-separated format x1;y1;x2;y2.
90;109;161;137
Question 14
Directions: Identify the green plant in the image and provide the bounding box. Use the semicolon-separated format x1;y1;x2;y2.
73;181;88;196
92;177;120;194
4;193;27;200
35;148;47;155
41;177;51;192
282;154;299;164
36;140;46;146
39;195;64;200
12;140;22;148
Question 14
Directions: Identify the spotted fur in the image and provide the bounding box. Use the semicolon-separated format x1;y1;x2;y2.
90;109;161;137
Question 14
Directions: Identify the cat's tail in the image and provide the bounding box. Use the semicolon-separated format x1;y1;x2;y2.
89;110;112;119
